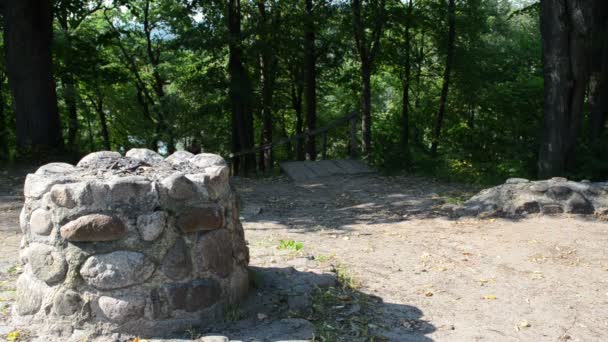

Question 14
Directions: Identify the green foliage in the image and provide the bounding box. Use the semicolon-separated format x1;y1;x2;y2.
0;0;604;182
277;239;304;252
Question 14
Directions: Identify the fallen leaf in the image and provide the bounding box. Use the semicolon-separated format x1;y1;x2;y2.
519;320;531;328
425;291;434;297
483;295;497;300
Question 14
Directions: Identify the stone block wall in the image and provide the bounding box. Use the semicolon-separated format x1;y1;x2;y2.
13;149;249;340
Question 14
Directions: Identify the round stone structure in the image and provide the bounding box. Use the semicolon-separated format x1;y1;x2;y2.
13;149;249;340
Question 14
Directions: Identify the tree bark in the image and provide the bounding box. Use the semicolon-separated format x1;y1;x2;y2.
3;0;63;155
352;0;385;160
304;0;317;161
589;4;608;145
88;94;110;151
257;0;277;171
538;0;594;178
0;69;6;160
430;0;456;158
228;0;255;175
62;72;79;149
401;0;413;158
291;77;305;161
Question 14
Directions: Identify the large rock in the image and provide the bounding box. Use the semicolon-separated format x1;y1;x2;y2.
34;163;75;176
165;150;194;166
15;272;48;316
163;278;220;312
194;229;233;278
80;251;155;290
60;214;127;242
77;151;121;168
189;153;227;169
53;289;83;316
161;238;192;280
136;211;167;241
24;174;68;198
108;176;158;208
125;148;164;165
98;295;146;321
30;208;53;235
28;244;68;284
177;205;224;232
161;173;197;200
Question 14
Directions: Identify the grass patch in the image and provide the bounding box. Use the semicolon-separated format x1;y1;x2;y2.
309;264;386;341
277;240;304;252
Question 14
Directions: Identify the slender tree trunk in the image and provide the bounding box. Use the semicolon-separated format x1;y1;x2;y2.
361;62;372;158
590;7;608;145
93;95;110;151
430;0;456;158
401;0;413;158
0;70;6;160
228;0;255;175
257;0;276;172
291;79;305;161
3;0;63;155
304;0;317;161
62;72;79;149
538;0;594;177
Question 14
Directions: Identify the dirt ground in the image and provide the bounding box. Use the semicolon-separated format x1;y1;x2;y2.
0;169;607;341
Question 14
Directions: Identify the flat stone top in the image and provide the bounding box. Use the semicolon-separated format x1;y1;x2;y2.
32;149;227;183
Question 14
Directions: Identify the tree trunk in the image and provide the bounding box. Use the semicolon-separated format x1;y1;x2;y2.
538;0;594;178
228;0;255;175
589;5;608;145
361;62;372;158
304;0;317;161
401;0;413;158
0;69;6;160
257;0;276;172
3;0;63;155
92;95;110;151
430;0;456;158
291;79;305;161
62;72;79;149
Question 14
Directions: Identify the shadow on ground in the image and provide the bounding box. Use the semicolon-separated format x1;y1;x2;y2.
207;266;435;342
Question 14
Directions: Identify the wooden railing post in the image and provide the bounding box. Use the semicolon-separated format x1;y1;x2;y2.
349;113;358;158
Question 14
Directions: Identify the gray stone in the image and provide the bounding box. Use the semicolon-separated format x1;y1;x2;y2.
186;279;221;312
165;150;194;166
529;183;549;193
34;163;75;176
194;229;233;278
50;184;77;208
163;283;189;310
80;251;155;290
28;244;68;284
228;266;249;303
565;193;594;214
513;201;540;215
77;151;122;168
161;238;192;280
125;148;164;164
505;178;529;184
189;153;227;169
60;214;127;242
203;166;230;200
200;336;229;342
30;208;53;235
541;203;564;215
98;295;146;322
15;272;47;315
19;206;27;233
161;173;197;200
177;205;224;233
546;186;573;200
549;177;568;183
53;289;83;316
137;211;167;241
108;176;157;207
24;174;66;198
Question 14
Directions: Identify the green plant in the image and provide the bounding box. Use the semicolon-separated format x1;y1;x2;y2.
277;240;304;252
